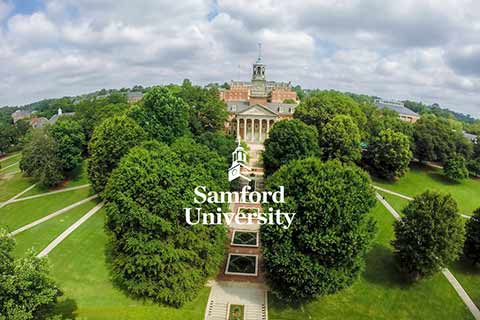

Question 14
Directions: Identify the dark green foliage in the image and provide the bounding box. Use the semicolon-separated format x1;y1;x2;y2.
294;90;367;135
104;142;226;307
195;131;236;163
0;229;60;320
363;105;413;143
467;158;480;177
444;154;469;181
128;87;189;144
74;98;129;142
261;158;376;301
318;115;361;163
0;123;17;154
87;115;146;193
464;208;480;265
171;137;229;190
176;81;229;136
263;119;320;175
20;129;63;188
364;129;412;179
392;191;465;279
49;119;85;172
413;115;464;163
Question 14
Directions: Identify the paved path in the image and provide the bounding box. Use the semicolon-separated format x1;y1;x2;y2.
37;202;104;258
206;281;267;320
376;192;480;320
373;185;414;201
0;153;20;162
10;195;99;236
374;186;471;219
0;183;38;209
0;161;19;172
9;184;91;204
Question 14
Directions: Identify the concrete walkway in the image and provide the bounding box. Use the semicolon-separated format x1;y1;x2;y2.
37;202;104;258
376;192;480;320
374;185;471;219
0;153;20;162
10;195;99;236
0;161;19;172
0;183;38;209
9;184;91;204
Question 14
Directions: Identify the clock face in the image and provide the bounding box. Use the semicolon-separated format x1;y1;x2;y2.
231;168;238;175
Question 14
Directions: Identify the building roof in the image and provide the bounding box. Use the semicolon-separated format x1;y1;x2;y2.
463;131;478;141
226;101;296;115
375;100;419;117
127;91;143;98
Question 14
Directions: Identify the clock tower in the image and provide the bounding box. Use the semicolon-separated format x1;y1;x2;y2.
249;43;268;105
228;140;251;182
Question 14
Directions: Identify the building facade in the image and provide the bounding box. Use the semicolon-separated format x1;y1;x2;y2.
374;99;420;123
221;56;298;143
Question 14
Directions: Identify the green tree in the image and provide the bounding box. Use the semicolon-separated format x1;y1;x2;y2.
364;129;412;179
20;130;63;188
463;208;480;265
0;123;17;154
195;131;236;163
104;142;226;307
319;115;361;163
392;191;465;280
261;158;376;301
444;154;469;181
128;86;189;144
263;119;320;176
177;81;228;136
294;90;367;135
413;115;462;163
87;115;146;193
0;229;60;320
49;119;85;172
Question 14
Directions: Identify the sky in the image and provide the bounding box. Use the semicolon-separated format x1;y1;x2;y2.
0;0;479;117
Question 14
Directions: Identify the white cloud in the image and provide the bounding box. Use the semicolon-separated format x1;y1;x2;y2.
0;0;479;117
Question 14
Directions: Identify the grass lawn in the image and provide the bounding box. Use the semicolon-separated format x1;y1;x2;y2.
268;203;473;320
48;209;210;320
12;199;99;257
373;162;480;216
22;161;90;197
0;160;20;174
0;152;21;167
376;191;410;215
0;173;35;202
0;187;93;231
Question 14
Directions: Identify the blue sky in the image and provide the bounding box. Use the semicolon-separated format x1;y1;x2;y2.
0;0;479;117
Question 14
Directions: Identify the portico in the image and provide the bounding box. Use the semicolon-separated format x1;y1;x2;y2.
234;104;277;143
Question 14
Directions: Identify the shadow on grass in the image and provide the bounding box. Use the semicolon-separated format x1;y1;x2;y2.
362;244;408;289
427;171;459;186
54;297;78;319
451;258;480;276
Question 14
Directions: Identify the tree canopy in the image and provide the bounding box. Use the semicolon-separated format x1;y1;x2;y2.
263;119;320;176
318;114;362;163
444;154;469;182
463;208;480;266
87;115;146;193
103;141;226;306
0;229;60;320
128;86;189;144
364;128;412;179
392;191;465;280
48;118;85;172
261;158;376;301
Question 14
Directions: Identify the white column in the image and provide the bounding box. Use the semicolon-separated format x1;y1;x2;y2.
266;119;270;138
259;119;263;142
251;118;255;142
236;118;240;140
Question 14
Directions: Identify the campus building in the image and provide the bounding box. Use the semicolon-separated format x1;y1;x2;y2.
374;99;420;123
220;53;298;143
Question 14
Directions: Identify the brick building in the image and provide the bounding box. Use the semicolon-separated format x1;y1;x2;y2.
221;54;298;143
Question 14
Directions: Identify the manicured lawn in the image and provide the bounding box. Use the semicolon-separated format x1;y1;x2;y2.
48;209;210;320
0;152;21;167
12;200;99;257
0;173;35;202
268;203;474;320
376;191;410;215
22;161;90;197
0;160;20;174
373;162;480;216
0;187;93;231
